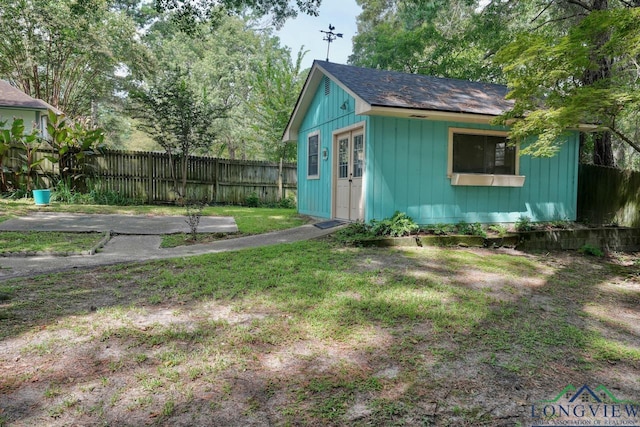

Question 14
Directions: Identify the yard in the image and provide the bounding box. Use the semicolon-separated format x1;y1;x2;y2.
1;236;639;426
0;199;308;252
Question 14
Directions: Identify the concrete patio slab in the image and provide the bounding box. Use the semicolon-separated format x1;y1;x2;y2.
0;212;238;234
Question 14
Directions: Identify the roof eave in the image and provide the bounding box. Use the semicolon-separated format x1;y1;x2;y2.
362;105;502;124
282;65;324;143
0;103;49;111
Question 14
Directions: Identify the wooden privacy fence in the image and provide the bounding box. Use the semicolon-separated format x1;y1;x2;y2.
577;164;640;227
4;147;298;205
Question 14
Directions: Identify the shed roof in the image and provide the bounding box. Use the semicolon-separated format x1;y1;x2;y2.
283;61;514;142
0;80;50;110
317;61;512;116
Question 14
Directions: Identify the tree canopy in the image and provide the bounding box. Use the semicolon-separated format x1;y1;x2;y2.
0;0;151;117
4;0;638;170
349;0;535;82
130;66;229;198
495;6;640;160
350;0;640;167
154;0;321;27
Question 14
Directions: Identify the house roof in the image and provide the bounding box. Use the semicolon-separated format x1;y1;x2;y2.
0;80;50;110
283;60;514;142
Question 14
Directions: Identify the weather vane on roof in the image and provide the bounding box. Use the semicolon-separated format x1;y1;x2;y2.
320;24;342;62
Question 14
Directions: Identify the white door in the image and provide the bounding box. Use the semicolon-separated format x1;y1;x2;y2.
334;129;365;221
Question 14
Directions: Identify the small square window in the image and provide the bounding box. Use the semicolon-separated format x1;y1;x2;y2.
452;133;515;175
448;128;524;187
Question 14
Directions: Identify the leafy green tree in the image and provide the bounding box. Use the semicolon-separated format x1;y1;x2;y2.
142;13;299;161
494;4;640;163
247;46;307;162
353;0;640;167
129;67;229;200
349;0;528;82
160;17;262;159
45;111;105;187
0;0;151;117
154;0;321;27
0;118;43;192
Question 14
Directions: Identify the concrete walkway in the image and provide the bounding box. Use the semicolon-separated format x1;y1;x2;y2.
0;214;341;281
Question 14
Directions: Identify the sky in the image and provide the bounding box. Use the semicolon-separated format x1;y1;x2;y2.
274;0;362;69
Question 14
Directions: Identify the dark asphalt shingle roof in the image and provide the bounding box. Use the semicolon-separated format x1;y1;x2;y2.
0;80;49;110
316;60;513;116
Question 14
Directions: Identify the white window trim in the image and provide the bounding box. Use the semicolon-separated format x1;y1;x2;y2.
307;130;320;179
447;127;525;187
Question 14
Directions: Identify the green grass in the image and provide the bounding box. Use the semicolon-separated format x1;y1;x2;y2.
0;231;105;254
159;207;306;247
1;243;639;425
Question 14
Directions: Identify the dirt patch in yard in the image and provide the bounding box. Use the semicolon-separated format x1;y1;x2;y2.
1;242;639;426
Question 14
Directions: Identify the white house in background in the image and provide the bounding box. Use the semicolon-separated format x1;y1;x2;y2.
0;80;60;138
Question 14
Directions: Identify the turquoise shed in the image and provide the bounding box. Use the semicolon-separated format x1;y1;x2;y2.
283;61;579;224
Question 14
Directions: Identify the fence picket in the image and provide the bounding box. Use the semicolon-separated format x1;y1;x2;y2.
4;147;297;205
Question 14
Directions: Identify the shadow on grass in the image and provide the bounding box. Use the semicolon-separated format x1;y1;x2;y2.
0;241;639;426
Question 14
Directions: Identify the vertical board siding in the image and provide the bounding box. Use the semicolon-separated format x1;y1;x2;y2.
3;147;296;204
297;77;369;219
366;116;579;224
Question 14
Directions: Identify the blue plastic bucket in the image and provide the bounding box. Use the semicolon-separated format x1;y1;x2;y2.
33;189;51;205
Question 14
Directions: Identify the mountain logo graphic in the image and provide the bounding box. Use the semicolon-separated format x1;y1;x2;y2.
540;384;634;405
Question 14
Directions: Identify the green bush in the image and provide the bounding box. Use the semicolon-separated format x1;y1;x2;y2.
278;195;296;209
245;192;260;207
89;187;139;206
469;222;487;238
515;215;533;232
371;211;419;237
4;188;29;200
455;221;486;237
579;244;604;257
52;179;140;206
334;212;419;244
52;180;91;204
488;224;509;237
333;221;375;245
429;223;455;235
455;221;471;235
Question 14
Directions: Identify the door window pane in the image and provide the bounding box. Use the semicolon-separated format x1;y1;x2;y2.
338;138;349;178
352;135;364;178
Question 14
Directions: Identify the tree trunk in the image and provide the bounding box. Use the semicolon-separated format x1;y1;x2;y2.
593;131;614;166
577;0;616;166
180;154;188;203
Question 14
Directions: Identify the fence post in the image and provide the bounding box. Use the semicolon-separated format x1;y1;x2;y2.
214;157;219;204
147;151;153;204
278;158;283;200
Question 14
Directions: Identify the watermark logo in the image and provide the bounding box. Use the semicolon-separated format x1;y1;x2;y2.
530;384;639;426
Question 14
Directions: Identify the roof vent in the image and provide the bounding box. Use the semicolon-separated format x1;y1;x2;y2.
324;76;330;96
